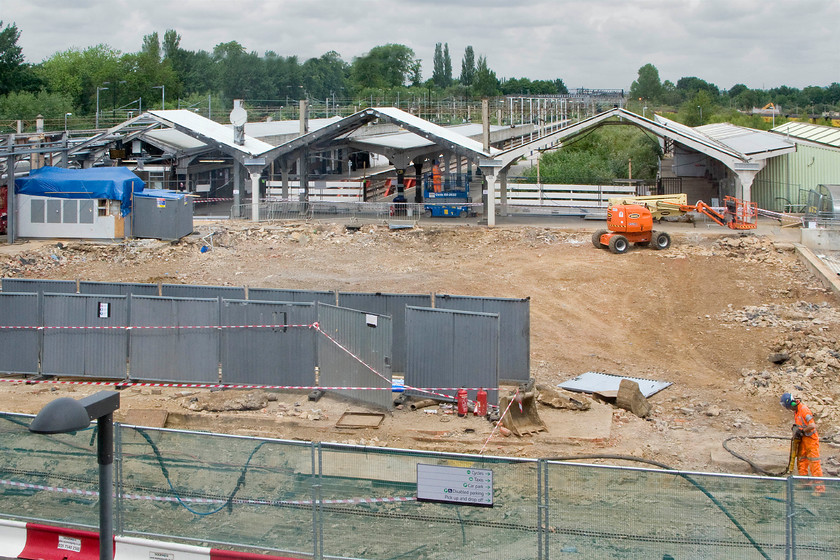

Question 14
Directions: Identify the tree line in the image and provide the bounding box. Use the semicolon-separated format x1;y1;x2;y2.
0;23;567;126
0;19;839;132
628;63;840;129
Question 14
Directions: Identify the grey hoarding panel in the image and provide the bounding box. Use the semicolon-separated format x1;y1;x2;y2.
0;293;40;374
2;279;76;294
79;281;159;296
129;296;219;382
317;303;392;410
41;294;128;378
132;195;194;240
161;284;246;300
435;294;530;383
248;288;336;306
405;306;499;406
220;299;316;386
337;292;431;373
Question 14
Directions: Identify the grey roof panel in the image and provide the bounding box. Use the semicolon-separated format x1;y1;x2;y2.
148;109;275;156
558;371;671;398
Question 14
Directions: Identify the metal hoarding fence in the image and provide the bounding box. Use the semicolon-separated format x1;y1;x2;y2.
316;302;393;410
128;295;221;382
405;306;500;406
41;293;128;378
0;292;40;374
435;294;530;383
337;291;432;373
1;278;77;294
220;299;317;386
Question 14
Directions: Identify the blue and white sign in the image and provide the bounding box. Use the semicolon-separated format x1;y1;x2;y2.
417;463;493;507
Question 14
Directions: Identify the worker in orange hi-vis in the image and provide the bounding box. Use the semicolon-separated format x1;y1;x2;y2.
780;393;825;494
432;161;442;193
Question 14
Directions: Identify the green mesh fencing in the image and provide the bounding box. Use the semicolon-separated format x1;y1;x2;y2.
546;461;789;559
117;425;316;555
0;413;100;529
0;412;838;559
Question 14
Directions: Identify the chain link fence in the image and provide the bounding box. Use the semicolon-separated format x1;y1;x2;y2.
0;412;837;559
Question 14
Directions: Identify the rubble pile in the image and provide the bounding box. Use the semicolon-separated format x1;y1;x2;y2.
722;302;840;440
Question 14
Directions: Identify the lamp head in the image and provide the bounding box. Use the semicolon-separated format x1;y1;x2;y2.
29;397;90;434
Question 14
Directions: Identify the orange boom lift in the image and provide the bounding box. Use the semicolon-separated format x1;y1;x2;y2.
593;195;757;254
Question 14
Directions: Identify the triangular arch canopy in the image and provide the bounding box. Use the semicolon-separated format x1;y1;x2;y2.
480;107;794;225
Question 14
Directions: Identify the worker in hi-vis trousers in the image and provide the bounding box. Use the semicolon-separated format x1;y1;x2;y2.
780;392;825;494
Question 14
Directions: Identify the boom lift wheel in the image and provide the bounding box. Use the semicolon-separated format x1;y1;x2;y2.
652;231;671;250
592;229;608;248
608;234;629;254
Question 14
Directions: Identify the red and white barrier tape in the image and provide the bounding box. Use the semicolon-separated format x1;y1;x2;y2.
0;377;497;392
480;388;519;455
0;323;313;331
194;197;234;203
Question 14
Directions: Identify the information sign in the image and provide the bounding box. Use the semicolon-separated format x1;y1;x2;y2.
416;463;493;507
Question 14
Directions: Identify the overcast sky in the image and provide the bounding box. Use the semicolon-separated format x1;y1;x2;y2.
1;0;837;92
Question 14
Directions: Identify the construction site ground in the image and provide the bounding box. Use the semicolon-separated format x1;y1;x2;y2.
1;216;838;477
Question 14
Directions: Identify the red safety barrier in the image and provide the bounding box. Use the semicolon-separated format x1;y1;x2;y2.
20;523;109;560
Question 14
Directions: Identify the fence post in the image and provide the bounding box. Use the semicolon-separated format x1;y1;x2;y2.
114;422;123;538
311;441;323;560
537;459;547;560
786;476;795;560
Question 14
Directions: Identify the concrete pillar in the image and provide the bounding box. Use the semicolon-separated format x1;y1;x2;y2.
281;164;290;200
482;99;490;153
232;163;241;218
484;171;496;227
6;134;15;243
250;172;261;222
500;171;508;217
413;160;424;203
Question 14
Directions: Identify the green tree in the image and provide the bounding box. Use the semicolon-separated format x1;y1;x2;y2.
678;90;713;126
443;43;452;86
629;63;663;104
525;126;661;184
0;21;39;95
0;90;73;119
350;44;420;92
37;44;122;111
473;55;499;97
432;43;447;88
460;46;475;86
301;51;348;100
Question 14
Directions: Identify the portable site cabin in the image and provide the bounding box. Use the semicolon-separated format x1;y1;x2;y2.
14;167;193;240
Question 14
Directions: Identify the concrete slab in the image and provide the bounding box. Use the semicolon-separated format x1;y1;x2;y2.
537;401;613;441
795;243;840;298
709;441;790;474
123;408;169;428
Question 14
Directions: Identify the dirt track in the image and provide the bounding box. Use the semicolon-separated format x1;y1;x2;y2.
1;220;838;474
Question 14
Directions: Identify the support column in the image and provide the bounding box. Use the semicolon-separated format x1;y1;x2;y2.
484;172;497;227
500;170;508;217
6;134;15;243
250;172;261;222
232;163;241;218
413;160;424;203
281;164;290;200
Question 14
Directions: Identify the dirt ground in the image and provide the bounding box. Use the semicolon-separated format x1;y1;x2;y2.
1;219;839;475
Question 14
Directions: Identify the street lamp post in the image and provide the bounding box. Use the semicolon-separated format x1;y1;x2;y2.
96;86;109;129
29;391;121;560
698;105;702;124
153;85;165;110
64;112;72;132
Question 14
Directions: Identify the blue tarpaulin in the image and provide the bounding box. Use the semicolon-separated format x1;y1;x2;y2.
15;167;145;216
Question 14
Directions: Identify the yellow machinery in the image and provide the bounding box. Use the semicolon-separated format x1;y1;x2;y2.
606;193;689;220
